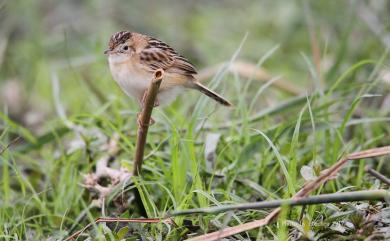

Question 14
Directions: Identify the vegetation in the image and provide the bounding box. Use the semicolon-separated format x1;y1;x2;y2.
0;1;389;240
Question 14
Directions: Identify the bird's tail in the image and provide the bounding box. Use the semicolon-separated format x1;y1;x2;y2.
192;82;232;107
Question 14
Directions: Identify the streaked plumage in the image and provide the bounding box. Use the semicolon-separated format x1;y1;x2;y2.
105;31;231;107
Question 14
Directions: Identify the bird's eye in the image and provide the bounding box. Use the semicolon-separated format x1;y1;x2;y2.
123;46;129;51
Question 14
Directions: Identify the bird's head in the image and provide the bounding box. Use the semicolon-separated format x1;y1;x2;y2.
104;31;134;56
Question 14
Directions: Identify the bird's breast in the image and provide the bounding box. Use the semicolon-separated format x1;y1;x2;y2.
109;59;153;100
107;55;187;105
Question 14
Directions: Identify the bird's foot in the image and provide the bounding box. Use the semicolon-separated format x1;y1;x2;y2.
140;91;160;109
137;113;155;128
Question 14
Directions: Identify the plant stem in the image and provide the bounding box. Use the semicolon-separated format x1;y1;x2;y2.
169;190;389;216
132;69;164;216
366;166;390;185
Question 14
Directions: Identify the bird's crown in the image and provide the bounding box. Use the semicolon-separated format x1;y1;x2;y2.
108;31;132;50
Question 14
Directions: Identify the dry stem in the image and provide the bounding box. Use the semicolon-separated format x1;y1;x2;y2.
133;69;164;176
0;136;21;156
132;69;164;216
366;166;390;185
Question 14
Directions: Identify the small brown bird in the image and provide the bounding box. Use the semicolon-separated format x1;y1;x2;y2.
104;31;231;108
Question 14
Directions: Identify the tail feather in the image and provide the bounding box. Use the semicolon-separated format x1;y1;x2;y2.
193;82;232;107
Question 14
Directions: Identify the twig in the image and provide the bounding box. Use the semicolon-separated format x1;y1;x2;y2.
133;69;163;175
365;166;390;185
132;69;164;215
169;190;389;216
296;146;390;197
63;217;174;241
185;146;390;241
0;136;21;155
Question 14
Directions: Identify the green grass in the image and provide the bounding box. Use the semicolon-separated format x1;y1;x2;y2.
1;1;390;240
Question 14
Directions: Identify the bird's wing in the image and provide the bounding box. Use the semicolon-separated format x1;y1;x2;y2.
140;37;197;76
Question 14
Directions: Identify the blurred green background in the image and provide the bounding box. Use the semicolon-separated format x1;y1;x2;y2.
1;0;389;132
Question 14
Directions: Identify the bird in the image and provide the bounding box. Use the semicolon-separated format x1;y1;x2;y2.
104;31;232;111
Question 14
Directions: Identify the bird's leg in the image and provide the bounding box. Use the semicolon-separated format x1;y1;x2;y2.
139;91;148;110
154;99;160;107
137;113;155;128
137;112;142;127
142;91;160;107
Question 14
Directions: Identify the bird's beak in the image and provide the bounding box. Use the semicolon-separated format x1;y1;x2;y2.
104;49;112;55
